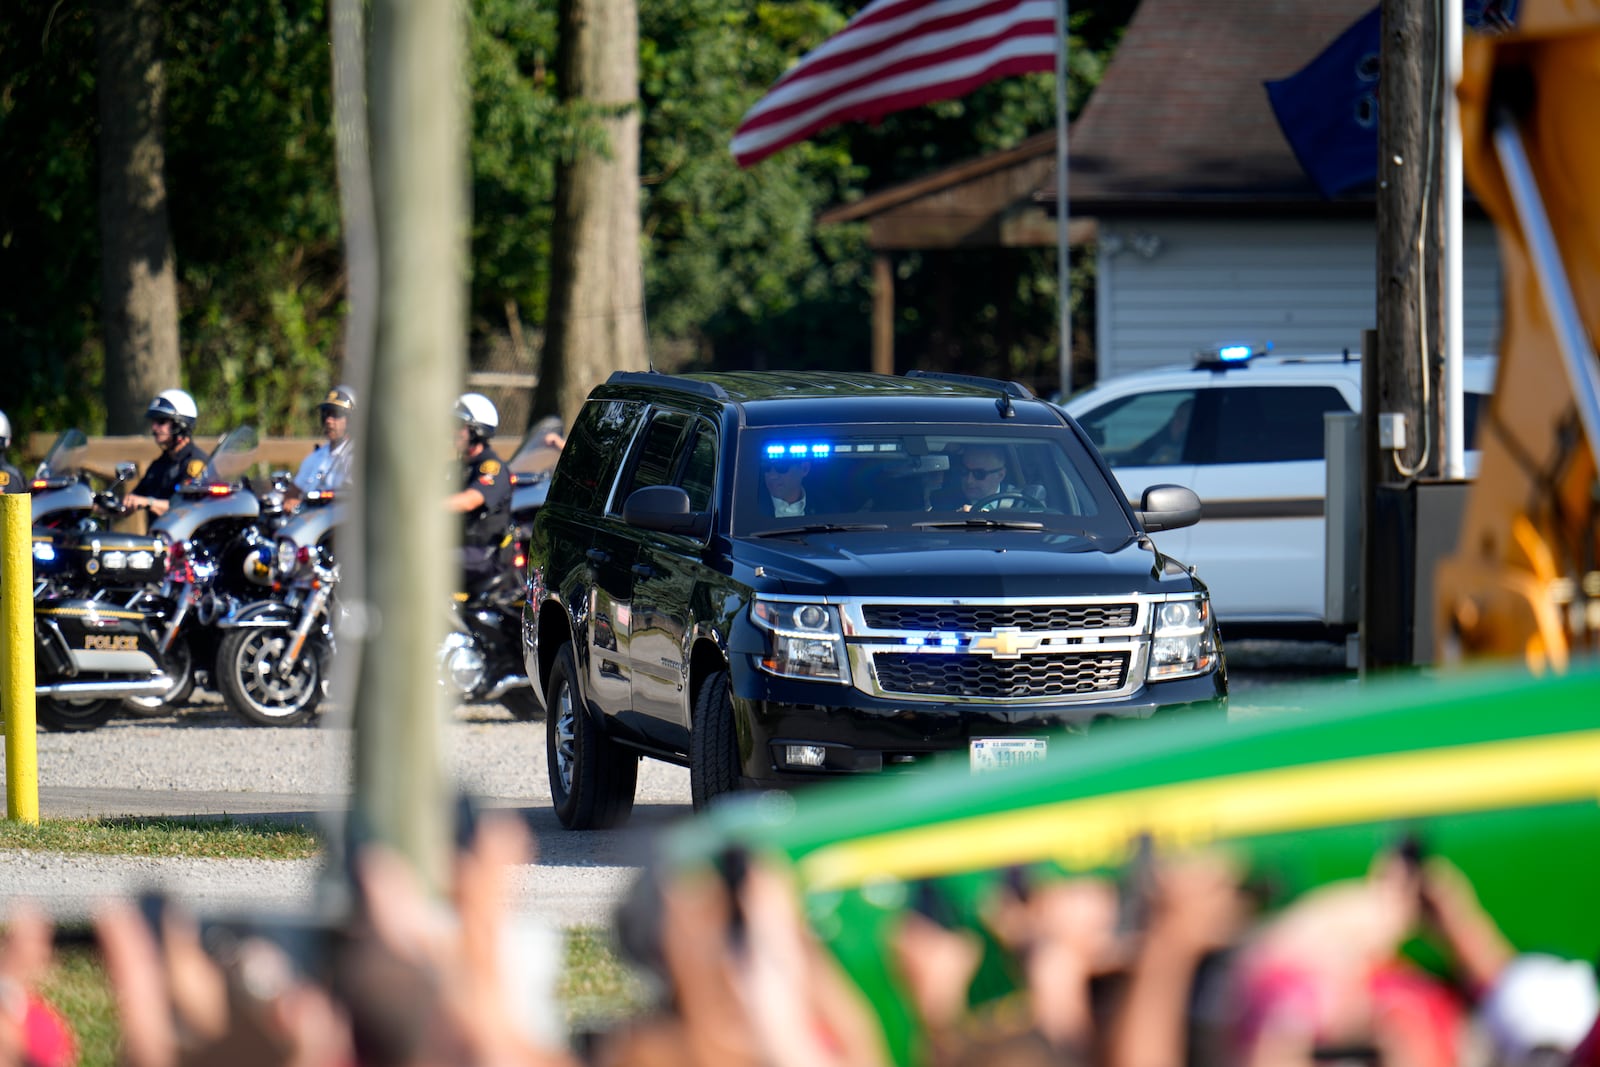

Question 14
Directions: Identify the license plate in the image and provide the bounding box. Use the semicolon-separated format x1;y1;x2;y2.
970;737;1047;773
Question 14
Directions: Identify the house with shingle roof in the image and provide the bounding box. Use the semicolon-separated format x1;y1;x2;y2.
824;0;1504;385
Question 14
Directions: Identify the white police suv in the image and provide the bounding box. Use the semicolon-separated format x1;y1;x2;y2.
1062;348;1497;634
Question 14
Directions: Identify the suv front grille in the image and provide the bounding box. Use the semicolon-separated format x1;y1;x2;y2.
861;603;1137;632
872;651;1130;699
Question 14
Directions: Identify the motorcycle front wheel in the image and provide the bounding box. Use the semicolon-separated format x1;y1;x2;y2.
216;629;323;727
37;698;115;732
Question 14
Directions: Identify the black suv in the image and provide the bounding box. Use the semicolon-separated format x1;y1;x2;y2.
526;370;1225;829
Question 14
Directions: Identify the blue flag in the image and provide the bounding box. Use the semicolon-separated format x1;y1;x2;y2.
1265;1;1519;200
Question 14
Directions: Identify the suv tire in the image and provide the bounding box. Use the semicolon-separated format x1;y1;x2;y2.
545;642;637;829
690;670;740;811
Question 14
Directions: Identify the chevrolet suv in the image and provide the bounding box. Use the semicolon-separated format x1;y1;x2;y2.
526;370;1226;829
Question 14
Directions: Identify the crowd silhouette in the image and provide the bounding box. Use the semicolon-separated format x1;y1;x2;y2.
2;816;1596;1067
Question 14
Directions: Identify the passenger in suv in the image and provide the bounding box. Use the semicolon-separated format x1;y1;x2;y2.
525;370;1226;829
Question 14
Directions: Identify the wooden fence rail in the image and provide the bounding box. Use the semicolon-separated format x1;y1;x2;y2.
23;432;530;482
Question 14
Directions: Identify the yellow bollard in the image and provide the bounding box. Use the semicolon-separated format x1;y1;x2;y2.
1;494;39;824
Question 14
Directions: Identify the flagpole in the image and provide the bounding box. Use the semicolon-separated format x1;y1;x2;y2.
1053;0;1072;400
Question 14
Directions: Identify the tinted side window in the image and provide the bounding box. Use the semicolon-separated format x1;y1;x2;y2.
548;399;643;510
679;424;718;512
1210;386;1351;464
1076;390;1199;468
612;412;691;511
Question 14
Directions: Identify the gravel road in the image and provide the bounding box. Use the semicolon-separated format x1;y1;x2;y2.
0;641;1348;931
0;695;693;930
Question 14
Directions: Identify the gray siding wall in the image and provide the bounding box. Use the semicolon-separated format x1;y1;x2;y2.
1093;217;1503;382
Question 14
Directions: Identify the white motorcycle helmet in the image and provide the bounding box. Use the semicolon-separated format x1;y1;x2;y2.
146;388;198;435
453;392;499;442
0;410;10;452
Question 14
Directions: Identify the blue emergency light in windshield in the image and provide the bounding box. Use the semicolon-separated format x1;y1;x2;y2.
1217;345;1253;362
764;443;833;460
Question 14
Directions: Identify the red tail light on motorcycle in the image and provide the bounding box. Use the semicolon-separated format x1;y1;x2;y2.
167;540;198;584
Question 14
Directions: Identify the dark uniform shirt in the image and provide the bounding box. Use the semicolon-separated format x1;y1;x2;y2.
460;445;511;548
0;460;24;494
133;439;208;501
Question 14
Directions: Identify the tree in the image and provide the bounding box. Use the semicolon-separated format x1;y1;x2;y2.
96;0;180;434
533;0;649;427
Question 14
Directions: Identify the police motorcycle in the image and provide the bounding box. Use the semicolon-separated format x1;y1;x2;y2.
23;430;177;729
30;429;150;570
145;426;287;709
212;490;341;726
437;418;561;721
442;542;541;720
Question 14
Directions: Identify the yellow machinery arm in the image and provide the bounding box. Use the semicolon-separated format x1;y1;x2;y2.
1437;0;1600;671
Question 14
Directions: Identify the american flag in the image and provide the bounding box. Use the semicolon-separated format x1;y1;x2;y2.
731;0;1058;168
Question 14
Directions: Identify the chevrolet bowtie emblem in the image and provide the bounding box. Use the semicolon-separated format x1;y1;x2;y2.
969;627;1036;659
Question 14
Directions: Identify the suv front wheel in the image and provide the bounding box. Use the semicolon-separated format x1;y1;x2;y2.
545;642;638;829
690;670;741;811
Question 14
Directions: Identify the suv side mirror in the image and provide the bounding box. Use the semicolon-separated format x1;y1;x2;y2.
624;485;710;538
1136;484;1202;532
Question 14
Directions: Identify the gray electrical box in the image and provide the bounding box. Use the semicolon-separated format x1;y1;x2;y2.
1324;411;1362;628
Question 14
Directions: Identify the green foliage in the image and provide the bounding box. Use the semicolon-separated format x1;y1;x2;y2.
466;0;561;340
638;0;866;356
0;2;105;439
164;1;344;434
1;0;1131;437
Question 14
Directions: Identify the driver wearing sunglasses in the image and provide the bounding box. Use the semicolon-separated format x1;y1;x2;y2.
934;446;1014;511
761;457;814;518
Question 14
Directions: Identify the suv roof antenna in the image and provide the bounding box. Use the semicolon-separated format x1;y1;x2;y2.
642;263;657;374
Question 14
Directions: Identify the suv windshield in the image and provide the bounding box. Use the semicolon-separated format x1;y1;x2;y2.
733;424;1134;541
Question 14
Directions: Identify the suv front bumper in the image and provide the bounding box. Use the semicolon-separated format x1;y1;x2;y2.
728;659;1226;788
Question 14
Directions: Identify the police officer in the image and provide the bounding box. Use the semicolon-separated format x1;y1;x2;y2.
445;392;511;588
0;411;25;494
122;389;206;517
286;384;356;511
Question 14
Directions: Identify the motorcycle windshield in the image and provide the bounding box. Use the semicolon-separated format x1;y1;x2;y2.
197;425;261;487
33;429;89;482
507;414;563;481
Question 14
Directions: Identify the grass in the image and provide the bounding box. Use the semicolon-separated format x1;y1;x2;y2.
0;816;321;859
40;928;651;1067
6;816;651;1061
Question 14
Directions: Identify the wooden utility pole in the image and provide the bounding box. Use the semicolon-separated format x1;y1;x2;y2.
1365;0;1445;672
533;0;649;428
352;0;466;892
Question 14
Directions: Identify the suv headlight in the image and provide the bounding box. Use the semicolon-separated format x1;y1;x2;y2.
752;600;851;684
1147;594;1219;680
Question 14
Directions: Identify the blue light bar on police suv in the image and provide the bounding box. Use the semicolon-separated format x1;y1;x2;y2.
1194;341;1273;369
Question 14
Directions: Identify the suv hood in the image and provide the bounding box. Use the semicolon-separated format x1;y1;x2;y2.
733;530;1195;599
